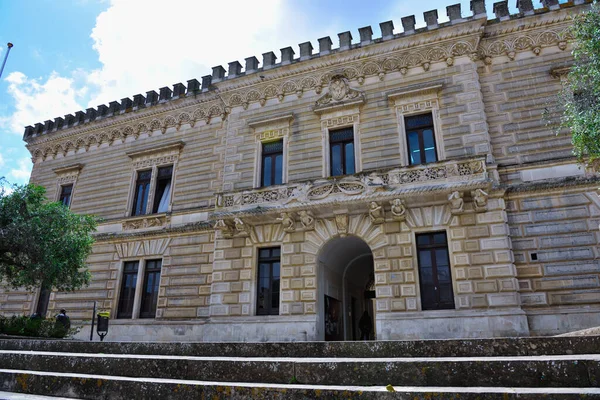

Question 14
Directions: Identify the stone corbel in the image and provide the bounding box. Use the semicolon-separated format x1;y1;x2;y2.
214;219;234;238
233;217;250;237
390;198;407;222
368;201;385;224
299;210;315;230
471;189;488;213
334;211;349;237
278;212;296;233
448;191;464;215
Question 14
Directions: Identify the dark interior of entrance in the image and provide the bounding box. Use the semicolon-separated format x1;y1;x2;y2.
318;236;375;341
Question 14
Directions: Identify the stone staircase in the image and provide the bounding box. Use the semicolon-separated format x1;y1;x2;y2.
0;336;599;399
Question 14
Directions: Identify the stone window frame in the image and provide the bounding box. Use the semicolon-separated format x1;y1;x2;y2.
248;113;293;189
388;83;445;167
250;243;283;317
52;164;83;209
319;107;362;178
114;257;164;320
409;226;461;312
124;140;184;218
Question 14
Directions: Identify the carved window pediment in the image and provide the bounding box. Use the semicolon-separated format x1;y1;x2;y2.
248;113;294;142
53;163;83;184
314;75;365;114
126;140;185;169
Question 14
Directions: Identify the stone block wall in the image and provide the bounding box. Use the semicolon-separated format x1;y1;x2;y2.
507;187;600;334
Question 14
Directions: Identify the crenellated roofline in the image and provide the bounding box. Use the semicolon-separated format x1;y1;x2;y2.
23;0;590;149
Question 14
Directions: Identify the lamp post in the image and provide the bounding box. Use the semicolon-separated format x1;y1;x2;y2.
0;42;13;79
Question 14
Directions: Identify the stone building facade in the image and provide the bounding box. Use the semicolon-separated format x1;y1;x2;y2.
2;0;599;342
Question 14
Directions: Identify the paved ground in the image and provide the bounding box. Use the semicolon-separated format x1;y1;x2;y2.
0;392;75;400
557;327;600;336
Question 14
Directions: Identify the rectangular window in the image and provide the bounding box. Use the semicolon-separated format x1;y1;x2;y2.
405;113;437;165
131;170;152;216
261;141;283;187
152;166;173;213
131;166;173;216
117;261;139;319
330;128;355;176
256;247;280;316
139;259;162;318
416;232;454;311
59;184;73;208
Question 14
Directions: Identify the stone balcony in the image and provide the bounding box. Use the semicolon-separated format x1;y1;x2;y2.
215;156;491;215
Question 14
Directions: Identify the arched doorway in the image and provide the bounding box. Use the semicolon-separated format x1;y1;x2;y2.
317;235;375;341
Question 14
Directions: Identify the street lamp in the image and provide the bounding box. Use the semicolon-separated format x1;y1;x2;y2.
0;42;14;79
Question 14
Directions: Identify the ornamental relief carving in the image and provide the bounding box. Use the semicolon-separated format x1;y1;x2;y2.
218;158;487;209
132;154;178;169
256;128;288;142
122;214;171;231
223;38;478;111
479;27;573;60
314;75;364;110
30;101;226;164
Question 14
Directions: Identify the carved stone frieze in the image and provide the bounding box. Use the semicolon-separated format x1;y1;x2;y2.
122;214;170;231
480;25;573;60
218;157;487;210
29;100;226;164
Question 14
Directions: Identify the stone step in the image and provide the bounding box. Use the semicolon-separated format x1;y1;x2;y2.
2;369;600;400
1;350;598;387
1;335;600;358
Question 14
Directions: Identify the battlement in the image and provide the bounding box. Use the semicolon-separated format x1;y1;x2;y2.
22;0;588;141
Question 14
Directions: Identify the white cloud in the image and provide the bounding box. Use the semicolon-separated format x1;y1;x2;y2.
85;0;333;107
1;1;345;136
8;157;32;182
4;71;84;135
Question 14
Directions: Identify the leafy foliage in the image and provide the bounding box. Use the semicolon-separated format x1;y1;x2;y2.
559;3;600;161
0;314;78;338
0;179;96;292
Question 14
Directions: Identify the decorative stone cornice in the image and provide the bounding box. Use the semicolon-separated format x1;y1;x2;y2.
23;1;591;165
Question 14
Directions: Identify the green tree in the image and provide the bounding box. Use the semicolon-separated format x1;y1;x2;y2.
559;3;600;161
0;179;96;315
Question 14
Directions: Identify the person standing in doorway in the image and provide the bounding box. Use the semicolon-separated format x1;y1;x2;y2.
359;310;372;340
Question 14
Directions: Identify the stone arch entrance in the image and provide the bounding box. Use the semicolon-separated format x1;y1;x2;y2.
317;235;375;341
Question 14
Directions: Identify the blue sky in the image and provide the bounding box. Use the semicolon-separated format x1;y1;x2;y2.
0;0;518;187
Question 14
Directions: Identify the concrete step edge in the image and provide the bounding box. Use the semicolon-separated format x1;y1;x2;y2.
2;369;600;395
1;349;599;363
